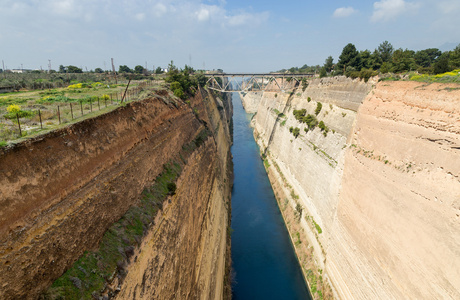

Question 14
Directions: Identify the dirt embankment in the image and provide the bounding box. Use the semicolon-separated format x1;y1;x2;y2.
116;89;233;300
0;88;232;299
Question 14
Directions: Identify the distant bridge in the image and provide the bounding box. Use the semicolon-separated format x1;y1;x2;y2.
203;73;314;92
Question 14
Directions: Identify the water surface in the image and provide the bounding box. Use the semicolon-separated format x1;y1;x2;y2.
231;92;311;299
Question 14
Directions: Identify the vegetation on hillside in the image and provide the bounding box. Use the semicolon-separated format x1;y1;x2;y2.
283;41;460;82
165;61;207;99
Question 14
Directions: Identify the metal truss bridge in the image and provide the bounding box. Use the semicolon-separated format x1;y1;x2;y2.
203;73;314;93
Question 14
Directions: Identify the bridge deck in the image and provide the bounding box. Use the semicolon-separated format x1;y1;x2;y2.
203;73;314;77
203;73;314;92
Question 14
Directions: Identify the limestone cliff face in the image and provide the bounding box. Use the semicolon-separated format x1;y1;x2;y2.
241;77;460;299
0;88;232;299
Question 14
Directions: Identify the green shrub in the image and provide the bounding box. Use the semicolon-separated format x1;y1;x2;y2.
293;109;306;121
167;182;177;195
4;104;34;119
303;114;318;130
302;78;309;91
289;126;300;138
315;102;322;115
170;81;181;90
295;203;303;217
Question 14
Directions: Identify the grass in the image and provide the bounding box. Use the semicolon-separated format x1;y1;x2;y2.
0;80;157;143
409;69;460;83
290;190;299;200
294;232;302;246
263;158;270;168
306;269;324;300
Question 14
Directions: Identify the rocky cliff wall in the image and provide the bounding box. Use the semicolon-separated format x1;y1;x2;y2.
0;88;232;299
241;77;460;299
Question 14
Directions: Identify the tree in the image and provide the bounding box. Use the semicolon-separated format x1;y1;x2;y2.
59;65;66;73
337;43;361;74
193;73;207;87
449;44;460;69
119;65;132;73
67;65;83;73
360;50;372;69
155;66;163;74
319;67;327;78
415;48;441;68
324;56;334;72
433;52;450;74
134;65;145;74
377;41;394;63
183;65;194;74
368;50;383;70
94;67;104;73
391;48;416;73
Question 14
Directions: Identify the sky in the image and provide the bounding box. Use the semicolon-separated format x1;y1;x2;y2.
0;0;459;73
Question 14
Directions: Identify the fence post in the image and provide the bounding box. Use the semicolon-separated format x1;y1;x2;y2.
39;109;43;129
70;103;74;120
105;98;107;108
80;101;83;116
16;113;22;137
98;98;100;110
58;106;61;124
110;94;113;105
90;100;92;112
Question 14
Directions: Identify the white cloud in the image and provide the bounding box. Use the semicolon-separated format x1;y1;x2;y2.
195;5;224;22
192;4;268;27
226;12;269;27
135;13;145;21
49;0;78;16
436;0;460;14
152;3;168;18
333;7;356;18
371;0;419;22
196;8;210;21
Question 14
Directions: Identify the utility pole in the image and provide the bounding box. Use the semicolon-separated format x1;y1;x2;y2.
48;60;52;73
2;60;5;78
111;58;117;84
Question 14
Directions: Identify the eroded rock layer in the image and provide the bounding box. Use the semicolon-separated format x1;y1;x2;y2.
242;77;460;299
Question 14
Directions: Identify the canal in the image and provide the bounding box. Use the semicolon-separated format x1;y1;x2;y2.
230;92;311;299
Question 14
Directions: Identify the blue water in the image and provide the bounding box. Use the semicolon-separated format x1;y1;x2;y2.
230;93;311;300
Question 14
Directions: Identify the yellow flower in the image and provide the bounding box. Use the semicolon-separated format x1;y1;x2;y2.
7;104;21;114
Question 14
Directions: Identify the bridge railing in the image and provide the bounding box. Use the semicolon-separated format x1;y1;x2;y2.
203;73;314;92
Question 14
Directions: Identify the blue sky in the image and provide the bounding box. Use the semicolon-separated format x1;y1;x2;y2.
1;0;459;72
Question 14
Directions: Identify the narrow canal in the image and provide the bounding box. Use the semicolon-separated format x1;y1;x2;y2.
230;92;311;299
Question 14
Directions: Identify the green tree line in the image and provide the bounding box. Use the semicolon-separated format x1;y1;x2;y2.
320;41;460;80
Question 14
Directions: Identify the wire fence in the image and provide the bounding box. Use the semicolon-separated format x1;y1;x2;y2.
0;80;154;142
0;72;154;93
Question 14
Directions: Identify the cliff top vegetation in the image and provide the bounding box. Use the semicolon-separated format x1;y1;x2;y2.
280;41;460;83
